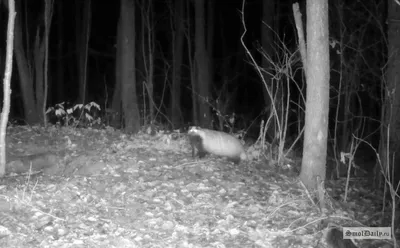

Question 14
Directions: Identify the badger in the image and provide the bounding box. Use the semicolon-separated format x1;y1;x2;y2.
187;126;247;164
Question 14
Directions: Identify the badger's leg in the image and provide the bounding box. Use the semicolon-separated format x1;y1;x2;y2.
191;146;196;158
194;135;207;158
189;135;201;158
198;151;207;158
227;157;240;165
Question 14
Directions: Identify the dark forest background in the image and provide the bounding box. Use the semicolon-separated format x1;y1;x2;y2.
0;0;388;175
0;0;299;129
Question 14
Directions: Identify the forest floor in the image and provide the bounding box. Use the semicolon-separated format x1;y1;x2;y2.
0;126;393;248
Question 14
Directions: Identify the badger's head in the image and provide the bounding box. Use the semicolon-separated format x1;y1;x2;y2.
188;126;203;136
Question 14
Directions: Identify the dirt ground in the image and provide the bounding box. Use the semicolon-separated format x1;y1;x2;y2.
0;126;393;248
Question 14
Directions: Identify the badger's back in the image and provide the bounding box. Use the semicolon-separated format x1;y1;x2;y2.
188;126;247;164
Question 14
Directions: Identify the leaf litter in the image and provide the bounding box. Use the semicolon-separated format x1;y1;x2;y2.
0;126;390;247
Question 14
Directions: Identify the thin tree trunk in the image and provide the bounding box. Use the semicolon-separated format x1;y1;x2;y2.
120;0;141;133
43;0;54;126
75;0;81;100
56;1;64;102
111;19;123;128
170;0;184;128
0;0;16;177
76;0;91;105
383;0;400;183
146;0;155;123
110;76;122;128
299;0;330;194
186;0;197;125
34;31;45;118
194;0;211;127
207;0;214;86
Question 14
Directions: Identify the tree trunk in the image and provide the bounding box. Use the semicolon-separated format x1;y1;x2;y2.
43;0;54;126
110;18;123;128
382;0;400;184
207;0;214;87
76;0;91;105
143;0;155;123
194;0;211;127
170;0;184;128
185;0;197;125
299;0;330;193
56;1;64;102
34;32;45;117
13;0;41;124
110;75;122;128
119;0;141;133
0;0;16;177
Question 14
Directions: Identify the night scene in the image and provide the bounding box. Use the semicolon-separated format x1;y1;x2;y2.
0;0;397;247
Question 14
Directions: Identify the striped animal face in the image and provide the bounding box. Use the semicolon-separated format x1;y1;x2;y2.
188;127;207;158
188;126;201;133
188;126;206;138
